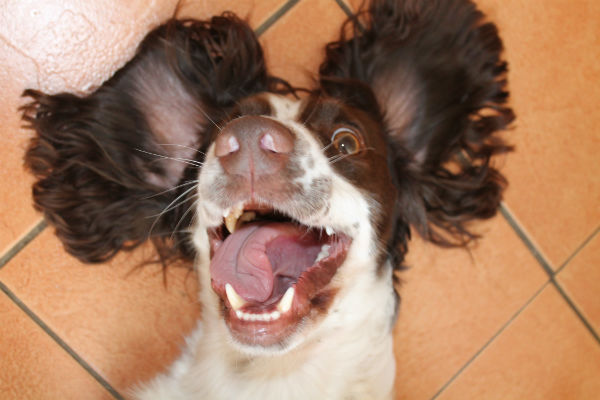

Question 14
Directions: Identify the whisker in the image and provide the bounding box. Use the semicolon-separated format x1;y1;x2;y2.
302;92;322;125
320;142;334;152
148;185;198;218
156;143;206;156
135;148;204;168
328;153;352;165
198;107;223;131
146;185;198;239
143;180;198;199
327;153;344;162
171;197;200;241
328;147;377;164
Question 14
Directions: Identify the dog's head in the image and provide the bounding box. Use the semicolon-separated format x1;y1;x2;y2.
22;1;513;353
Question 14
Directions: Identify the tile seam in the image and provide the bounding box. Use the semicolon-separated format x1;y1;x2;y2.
334;0;355;17
499;203;554;276
552;278;600;344
0;281;125;400
0;219;47;270
555;225;599;274
500;203;600;344
254;0;300;37
429;281;550;400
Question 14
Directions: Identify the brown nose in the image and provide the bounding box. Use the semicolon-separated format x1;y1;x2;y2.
214;116;294;178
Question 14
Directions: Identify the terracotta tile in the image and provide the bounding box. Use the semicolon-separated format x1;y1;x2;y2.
476;0;600;268
0;40;41;257
437;285;600;400
0;0;178;255
260;0;349;88
557;231;600;333
0;229;201;394
178;0;285;28
393;215;547;400
0;290;111;399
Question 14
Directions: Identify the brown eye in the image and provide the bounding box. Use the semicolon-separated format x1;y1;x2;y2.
331;127;362;155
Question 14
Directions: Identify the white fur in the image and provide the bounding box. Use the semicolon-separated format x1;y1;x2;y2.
134;94;396;400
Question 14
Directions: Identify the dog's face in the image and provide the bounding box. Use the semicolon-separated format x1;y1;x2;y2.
194;92;397;350
22;1;513;358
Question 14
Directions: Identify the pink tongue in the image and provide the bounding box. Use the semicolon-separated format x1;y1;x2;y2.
210;223;322;303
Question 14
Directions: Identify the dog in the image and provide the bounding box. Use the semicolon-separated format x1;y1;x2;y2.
21;0;513;398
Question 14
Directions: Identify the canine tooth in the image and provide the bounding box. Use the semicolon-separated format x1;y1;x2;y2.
224;205;244;233
277;287;295;313
325;226;334;236
315;244;331;263
270;311;281;320
226;284;247;310
235;310;243;319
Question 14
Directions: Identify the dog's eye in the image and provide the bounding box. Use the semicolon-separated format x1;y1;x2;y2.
331;127;362;155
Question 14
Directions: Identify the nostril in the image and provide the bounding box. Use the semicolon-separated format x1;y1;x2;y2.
215;133;240;157
227;136;240;153
260;133;277;153
259;130;293;154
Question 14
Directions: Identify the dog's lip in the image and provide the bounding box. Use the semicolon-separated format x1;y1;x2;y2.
208;210;352;347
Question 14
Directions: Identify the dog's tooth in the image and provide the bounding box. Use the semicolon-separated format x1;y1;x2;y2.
224;210;241;234
239;211;256;225
277;287;295;313
225;216;237;234
235;309;280;322
315;244;331;263
270;311;281;321
325;226;334;236
226;284;247;311
224;204;245;234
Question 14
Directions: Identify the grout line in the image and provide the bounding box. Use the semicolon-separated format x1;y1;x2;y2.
430;281;551;400
499;204;600;343
0;281;125;400
499;203;554;276
552;279;600;344
0;219;47;270
334;0;355;17
254;0;300;37
555;226;599;275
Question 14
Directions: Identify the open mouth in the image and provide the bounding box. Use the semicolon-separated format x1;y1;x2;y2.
208;202;351;347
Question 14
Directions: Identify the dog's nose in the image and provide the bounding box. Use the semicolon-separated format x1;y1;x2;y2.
215;116;294;177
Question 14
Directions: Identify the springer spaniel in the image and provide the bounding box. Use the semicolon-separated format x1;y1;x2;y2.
22;0;513;398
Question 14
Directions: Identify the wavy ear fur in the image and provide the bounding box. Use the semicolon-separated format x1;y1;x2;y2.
319;0;514;248
22;14;286;264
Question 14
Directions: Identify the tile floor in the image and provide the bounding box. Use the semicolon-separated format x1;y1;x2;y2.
1;0;599;399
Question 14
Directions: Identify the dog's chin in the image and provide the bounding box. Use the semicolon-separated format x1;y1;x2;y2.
206;204;352;350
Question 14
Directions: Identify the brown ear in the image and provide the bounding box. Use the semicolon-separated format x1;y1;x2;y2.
22;14;282;263
319;0;514;245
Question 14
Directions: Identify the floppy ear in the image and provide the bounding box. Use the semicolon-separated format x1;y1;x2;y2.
319;0;514;245
22;14;282;263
